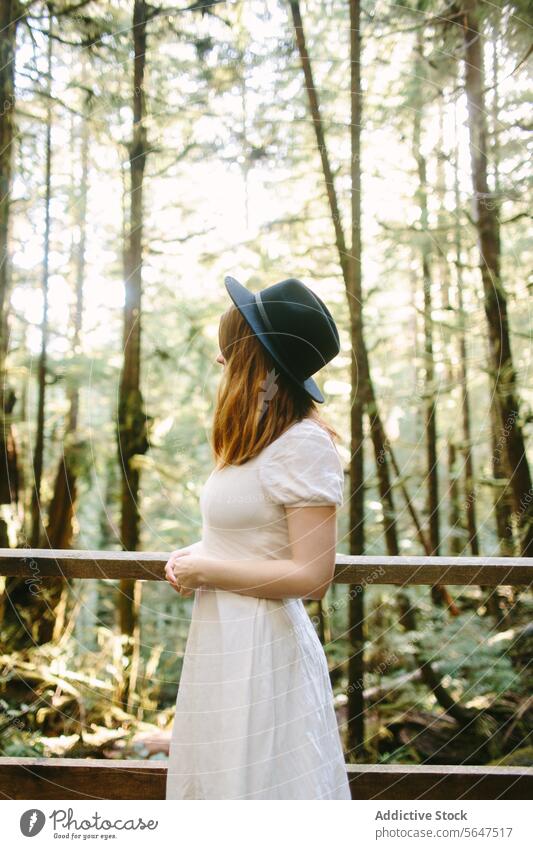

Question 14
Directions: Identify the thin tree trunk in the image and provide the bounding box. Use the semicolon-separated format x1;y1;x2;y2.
451;89;480;559
412;33;450;614
117;0;150;710
2;10;58;647
461;0;533;556
46;88;89;550
347;0;366;760
30;11;54;550
412;41;439;562
44;81;92;643
68;86;90;438
457;272;479;554
0;0;20;528
486;22;515;560
422;248;440;557
437;105;463;557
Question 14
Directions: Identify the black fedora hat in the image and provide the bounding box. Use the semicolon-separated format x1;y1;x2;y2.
224;275;341;403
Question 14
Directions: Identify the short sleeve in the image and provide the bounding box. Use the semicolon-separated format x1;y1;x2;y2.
258;421;345;507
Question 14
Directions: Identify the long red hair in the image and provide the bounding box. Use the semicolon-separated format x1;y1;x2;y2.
211;304;339;467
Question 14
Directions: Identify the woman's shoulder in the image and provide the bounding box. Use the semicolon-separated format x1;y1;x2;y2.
258;416;344;506
269;416;337;451
258;418;340;465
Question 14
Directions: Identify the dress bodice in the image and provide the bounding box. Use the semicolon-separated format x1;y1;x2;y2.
197;417;345;561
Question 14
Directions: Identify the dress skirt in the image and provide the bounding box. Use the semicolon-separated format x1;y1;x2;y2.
165;586;351;800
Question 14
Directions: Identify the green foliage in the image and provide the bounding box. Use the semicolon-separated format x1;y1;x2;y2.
413;609;524;700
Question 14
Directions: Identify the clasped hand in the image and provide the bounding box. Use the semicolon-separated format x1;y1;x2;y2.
164;547;207;598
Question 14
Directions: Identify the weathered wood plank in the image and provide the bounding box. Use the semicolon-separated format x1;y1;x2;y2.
0;549;532;585
346;763;533;801
0;757;530;800
334;555;533;586
0;757;163;801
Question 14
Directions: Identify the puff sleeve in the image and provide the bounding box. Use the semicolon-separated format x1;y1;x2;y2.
258;422;345;507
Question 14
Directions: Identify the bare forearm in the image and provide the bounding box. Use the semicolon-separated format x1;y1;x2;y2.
199;556;330;600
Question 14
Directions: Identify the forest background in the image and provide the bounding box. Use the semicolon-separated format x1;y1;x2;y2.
0;0;531;767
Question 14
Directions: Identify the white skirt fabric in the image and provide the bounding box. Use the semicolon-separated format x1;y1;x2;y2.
166;587;351;800
165;418;351;800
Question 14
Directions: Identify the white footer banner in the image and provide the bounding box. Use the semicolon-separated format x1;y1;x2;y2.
2;799;529;848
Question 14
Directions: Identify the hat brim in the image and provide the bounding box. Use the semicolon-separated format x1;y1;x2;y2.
224;275;325;404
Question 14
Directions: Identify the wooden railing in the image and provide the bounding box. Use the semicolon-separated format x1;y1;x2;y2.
1;548;532;801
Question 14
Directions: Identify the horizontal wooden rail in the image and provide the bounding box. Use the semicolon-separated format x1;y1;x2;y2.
0;757;531;800
1;551;531;801
1;548;532;585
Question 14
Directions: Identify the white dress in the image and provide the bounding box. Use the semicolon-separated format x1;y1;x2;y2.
165;417;351;800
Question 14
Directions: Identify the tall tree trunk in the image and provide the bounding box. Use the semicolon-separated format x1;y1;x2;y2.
41;82;92;643
413;104;440;560
117;0;151;710
486;22;514;559
2;10;57;647
288;0;399;558
438;109;463;557
289;0;465;752
411;33;450;614
347;0;366;760
46;86;90;549
30;11;54;550
0;0;20;540
290;0;382;757
450;102;480;556
461;0;533;556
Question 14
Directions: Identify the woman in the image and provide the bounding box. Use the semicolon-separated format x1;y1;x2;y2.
164;275;351;800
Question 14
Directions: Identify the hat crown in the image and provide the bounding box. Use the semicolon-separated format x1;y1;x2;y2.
258;279;340;380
